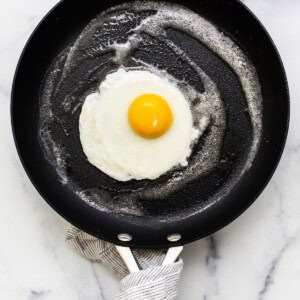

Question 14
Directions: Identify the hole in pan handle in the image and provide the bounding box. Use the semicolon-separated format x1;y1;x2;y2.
115;245;184;273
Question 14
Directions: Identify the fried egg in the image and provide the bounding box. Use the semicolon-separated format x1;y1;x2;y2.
79;68;198;181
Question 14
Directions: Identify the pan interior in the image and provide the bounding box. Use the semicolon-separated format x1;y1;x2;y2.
38;2;261;217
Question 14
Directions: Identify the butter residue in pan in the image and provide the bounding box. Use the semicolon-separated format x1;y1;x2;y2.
39;1;262;211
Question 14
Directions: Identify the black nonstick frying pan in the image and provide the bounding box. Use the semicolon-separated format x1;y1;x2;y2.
11;0;289;249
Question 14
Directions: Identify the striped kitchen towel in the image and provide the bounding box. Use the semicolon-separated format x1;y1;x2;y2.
66;226;183;300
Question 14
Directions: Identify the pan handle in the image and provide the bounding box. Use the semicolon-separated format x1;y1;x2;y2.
115;245;184;273
114;246;184;298
162;246;184;265
115;245;140;273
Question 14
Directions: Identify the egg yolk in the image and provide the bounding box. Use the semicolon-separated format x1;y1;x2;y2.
128;94;173;139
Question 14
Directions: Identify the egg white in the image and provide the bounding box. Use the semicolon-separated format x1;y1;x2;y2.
79;68;198;181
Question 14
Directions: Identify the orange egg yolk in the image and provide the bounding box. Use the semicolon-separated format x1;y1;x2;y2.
128;94;173;139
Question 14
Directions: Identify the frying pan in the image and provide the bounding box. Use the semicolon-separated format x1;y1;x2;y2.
11;0;289;255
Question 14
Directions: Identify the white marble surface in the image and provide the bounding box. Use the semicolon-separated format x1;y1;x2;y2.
0;0;299;299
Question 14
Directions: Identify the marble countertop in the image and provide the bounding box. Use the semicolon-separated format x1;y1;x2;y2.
1;0;299;299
